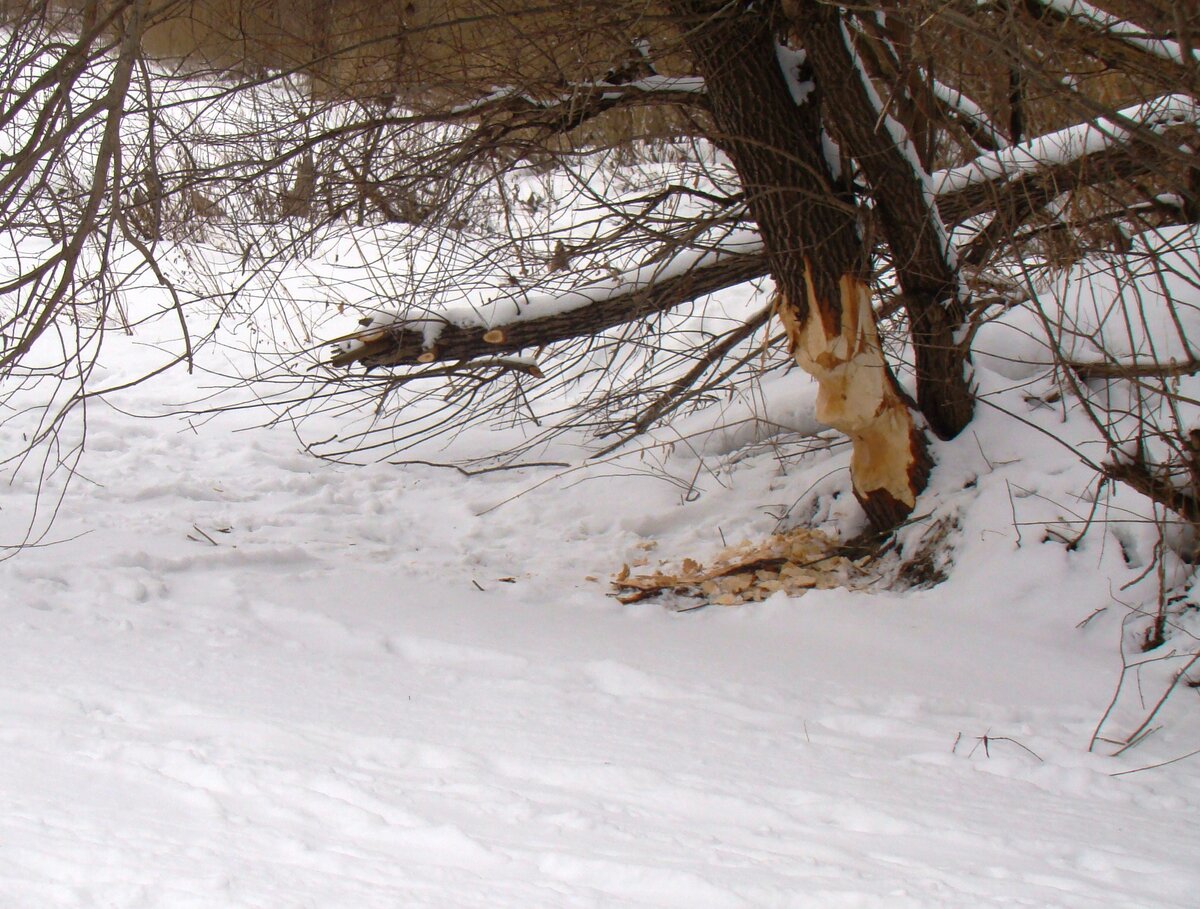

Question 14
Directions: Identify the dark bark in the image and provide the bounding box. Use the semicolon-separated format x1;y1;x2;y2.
329;250;767;368
669;0;931;529
668;1;857;324
788;2;974;440
1105;461;1200;525
1069;356;1200;380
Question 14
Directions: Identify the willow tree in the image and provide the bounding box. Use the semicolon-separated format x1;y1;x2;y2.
319;0;1194;529
2;0;1197;534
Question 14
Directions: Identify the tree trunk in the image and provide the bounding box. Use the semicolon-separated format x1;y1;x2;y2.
786;3;974;440
670;0;931;530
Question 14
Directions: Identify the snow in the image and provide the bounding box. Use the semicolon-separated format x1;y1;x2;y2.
336;229;764;355
604;75;708;97
2;28;1200;907
927;78;1009;149
1041;0;1197;66
932;94;1199;197
2;278;1200;906
448;75;707;117
774;44;814;107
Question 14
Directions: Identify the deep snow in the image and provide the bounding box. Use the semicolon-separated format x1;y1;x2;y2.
2;317;1199;908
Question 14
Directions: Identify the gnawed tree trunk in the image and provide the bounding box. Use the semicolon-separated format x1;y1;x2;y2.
775;274;932;530
786;2;974;440
670;0;931;530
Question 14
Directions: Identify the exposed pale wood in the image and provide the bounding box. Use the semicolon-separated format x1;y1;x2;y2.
667;0;932;529
788;2;973;439
778;275;931;525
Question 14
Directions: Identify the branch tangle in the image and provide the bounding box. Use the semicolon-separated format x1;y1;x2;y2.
333;94;1195;374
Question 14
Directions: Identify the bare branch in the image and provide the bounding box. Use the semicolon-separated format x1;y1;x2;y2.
1020;0;1200;97
1069;356;1200;381
935;93;1199;228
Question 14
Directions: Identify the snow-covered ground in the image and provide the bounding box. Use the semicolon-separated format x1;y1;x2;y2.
2;11;1199;902
2;300;1199;908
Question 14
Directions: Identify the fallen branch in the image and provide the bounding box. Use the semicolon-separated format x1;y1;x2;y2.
330;98;1197;372
1069;356;1200;380
1104;460;1200;524
330;244;769;369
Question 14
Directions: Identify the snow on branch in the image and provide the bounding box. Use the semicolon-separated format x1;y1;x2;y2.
1034;0;1197;67
331;97;1196;373
933;93;1198;200
329;234;766;369
444;76;707;120
928;78;1009;150
421;76;709;157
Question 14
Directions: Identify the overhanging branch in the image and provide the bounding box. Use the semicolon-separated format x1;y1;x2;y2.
438;76;708;158
935;93;1198;227
331;97;1198;372
1020;0;1200;98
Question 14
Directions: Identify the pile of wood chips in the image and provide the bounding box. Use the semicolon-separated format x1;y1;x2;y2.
613;528;869;606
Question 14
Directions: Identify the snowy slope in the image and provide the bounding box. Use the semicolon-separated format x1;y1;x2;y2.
2;316;1199;908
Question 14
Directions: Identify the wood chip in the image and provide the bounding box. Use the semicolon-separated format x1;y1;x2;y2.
611;527;868;607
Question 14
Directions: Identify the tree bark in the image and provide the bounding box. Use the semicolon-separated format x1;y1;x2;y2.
329;249;767;368
787;2;974;440
669;0;931;530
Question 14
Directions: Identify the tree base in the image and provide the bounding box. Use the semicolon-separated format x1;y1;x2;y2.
778;273;931;530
